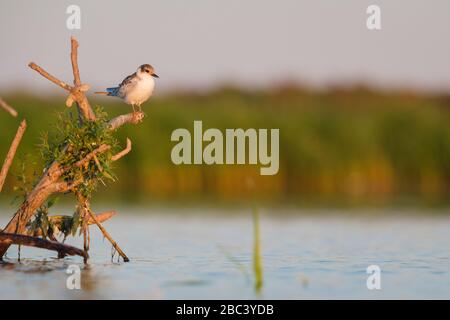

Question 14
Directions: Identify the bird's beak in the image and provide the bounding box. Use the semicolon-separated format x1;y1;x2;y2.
152;73;159;78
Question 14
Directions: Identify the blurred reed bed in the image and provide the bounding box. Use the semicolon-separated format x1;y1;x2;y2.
0;85;449;206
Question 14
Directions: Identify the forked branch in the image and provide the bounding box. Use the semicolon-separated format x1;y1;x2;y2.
28;37;96;122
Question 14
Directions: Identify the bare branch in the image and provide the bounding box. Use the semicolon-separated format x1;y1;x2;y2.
87;208;130;262
0;160;63;259
28;37;96;122
71;37;81;86
73;144;111;169
52;178;83;193
0;120;27;192
55;144;110;178
86;210;117;225
70;37;96;122
0;97;18;117
0;233;88;261
112;138;132;161
77;195;129;262
28;62;72;91
108;112;145;131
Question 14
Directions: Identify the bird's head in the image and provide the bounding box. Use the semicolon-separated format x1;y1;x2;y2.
138;64;159;78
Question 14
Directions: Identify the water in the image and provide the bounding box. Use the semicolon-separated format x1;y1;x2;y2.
1;208;449;299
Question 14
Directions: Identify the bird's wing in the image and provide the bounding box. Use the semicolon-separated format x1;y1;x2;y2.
119;72;138;87
117;72;139;97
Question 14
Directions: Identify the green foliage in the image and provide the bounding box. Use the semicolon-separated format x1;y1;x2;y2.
10;156;37;205
19;106;119;238
40;106;118;198
27;197;82;241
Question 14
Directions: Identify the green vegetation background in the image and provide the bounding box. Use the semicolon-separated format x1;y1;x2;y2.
1;86;449;207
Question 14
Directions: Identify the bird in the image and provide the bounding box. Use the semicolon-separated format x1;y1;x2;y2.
95;64;159;112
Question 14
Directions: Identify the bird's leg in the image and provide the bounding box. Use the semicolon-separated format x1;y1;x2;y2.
137;104;142;112
132;104;136;114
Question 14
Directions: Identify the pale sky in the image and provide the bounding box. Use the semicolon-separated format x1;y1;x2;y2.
1;0;450;94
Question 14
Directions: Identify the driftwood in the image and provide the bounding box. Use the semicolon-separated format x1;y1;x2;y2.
0;97;18;117
0;120;26;192
0;37;141;262
0;233;88;261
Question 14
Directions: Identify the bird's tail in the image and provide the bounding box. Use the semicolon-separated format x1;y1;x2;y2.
94;87;120;96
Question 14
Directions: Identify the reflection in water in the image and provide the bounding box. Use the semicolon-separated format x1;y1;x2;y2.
0;210;450;299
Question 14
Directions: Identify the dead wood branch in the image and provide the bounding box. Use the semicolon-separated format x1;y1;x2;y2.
0;144;111;257
0;233;88;260
71;37;82;87
109;112;145;131
78;195;129;262
52;178;83;193
28;62;72;91
0;161;63;257
70;37;96;121
88;209;130;262
112;138;132;161
86;210;116;225
28;37;96;122
0;37;143;261
73;144;111;168
0;120;27;192
0;97;18;117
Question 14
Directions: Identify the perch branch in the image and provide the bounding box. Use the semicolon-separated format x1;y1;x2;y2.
0;120;27;192
108;112;145;131
28;62;72;91
0;233;88;261
112;138;132;161
0;97;18;117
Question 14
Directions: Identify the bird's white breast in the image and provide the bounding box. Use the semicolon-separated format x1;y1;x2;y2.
124;76;155;106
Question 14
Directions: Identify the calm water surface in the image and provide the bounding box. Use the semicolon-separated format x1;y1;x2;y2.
1;208;449;299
